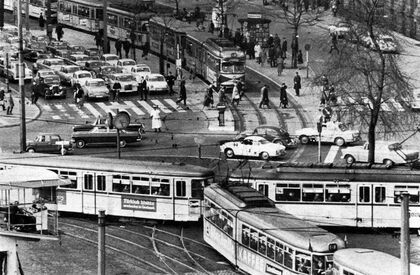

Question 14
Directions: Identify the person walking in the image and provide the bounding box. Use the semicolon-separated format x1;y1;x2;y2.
259;84;270;109
176;78;187;106
123;39;131;58
150;105;162;132
0;89;5;111
280;83;289;108
5;91;14;115
166;71;176;96
277;56;284;76
39;13;45;31
294;72;302;96
74;84;84;108
31;85;39;104
297;49;304;64
260;47;267;67
55;24;64;41
282;38;287;58
203;82;216;109
115;38;122;58
113;81;121;102
231;83;240;106
218;86;226;104
329;34;339;54
138;76;148;100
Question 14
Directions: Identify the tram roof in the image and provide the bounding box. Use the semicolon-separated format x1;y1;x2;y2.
334;248;420;275
205;184;345;253
230;162;420;183
0;154;214;178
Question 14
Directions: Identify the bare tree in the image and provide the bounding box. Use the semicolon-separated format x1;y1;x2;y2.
319;0;414;164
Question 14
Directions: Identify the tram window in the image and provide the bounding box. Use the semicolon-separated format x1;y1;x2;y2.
302;184;324;202
77;6;90;18
191;180;204;199
242;225;250;246
107;14;118;26
122;17;133;29
275;244;284;264
295;253;311;274
186;43;193;55
258;233;267;255
84;174;93;190
394;186;419;204
359;186;370;203
375;186;386;203
267;238;275;259
275;184;301;201
258;184;269;197
133;185;150;195
95;9;103;20
176;181;186;197
343;270;355;275
250;229;258;251
152;183;170;196
326;184;351;202
49;169;58;174
284;247;294;269
97;175;106;192
72;5;77;15
313;255;326;275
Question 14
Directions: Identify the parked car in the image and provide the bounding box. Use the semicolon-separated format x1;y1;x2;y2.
81;78;110;100
96;65;122;86
220;135;286;160
84;60;110;77
147;73;169;93
295;121;361;147
71;126;142;148
234;125;296;148
328;21;351;39
84;48;100;57
362;33;398;53
72;118;145;136
26;133;73;155
100;54;119;66
70;70;93;87
131;64;151;82
68;54;91;67
31;53;53;72
34;69;57;83
38;75;66;99
116;58;136;73
36;58;66;72
57;65;81;85
68;45;86;55
107;73;138;93
341;141;419;166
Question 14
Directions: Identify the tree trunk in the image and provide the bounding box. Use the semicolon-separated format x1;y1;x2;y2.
175;0;179;17
367;117;376;164
292;28;299;68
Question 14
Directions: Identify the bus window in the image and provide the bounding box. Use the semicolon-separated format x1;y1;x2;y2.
191;180;204;199
326;184;351;202
258;233;267;255
284;246;294;269
84;174;93;190
295;253;311;274
176;181;186;197
275;241;284;264
375;186;386;203
267;238;275;259
250;229;258;251
359;186;370;203
97;175;106;191
302;184;324;202
241;225;250;246
275;184;301;201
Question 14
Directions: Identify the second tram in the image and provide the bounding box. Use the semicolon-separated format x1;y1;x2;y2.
4;0;58;19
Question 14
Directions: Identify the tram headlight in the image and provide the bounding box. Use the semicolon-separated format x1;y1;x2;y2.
328;243;338;252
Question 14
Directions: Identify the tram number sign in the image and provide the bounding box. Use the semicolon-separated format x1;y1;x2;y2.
121;195;156;212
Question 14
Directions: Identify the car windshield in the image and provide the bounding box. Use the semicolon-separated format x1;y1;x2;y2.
89;81;105;87
89;61;102;67
259;139;269;144
74;56;89;61
382;37;394;43
44;76;60;84
149;76;165;82
102;67;117;73
134;67;150;72
221;61;245;73
338;124;348;131
78;73;91;78
40;71;55;77
123;60;135;66
66;66;80;73
106;56;118;61
117;75;134;81
50;60;65;65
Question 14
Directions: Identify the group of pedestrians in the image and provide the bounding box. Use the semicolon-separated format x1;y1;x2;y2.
0;89;14;115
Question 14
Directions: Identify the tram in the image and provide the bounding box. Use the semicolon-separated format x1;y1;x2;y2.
204;184;346;275
333;248;420;275
4;0;58;19
149;16;246;88
229;162;420;229
0;153;214;222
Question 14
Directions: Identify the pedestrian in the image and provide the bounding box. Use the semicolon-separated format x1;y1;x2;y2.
268;45;275;67
150;105;162;132
237;80;244;99
247;40;255;59
329;34;339;54
142;41;150;60
176;78;187;106
255;43;262;64
329;84;337;106
112;81;121;102
166;71;176;95
218;86;226;104
123;39;131;58
282;38;287;58
138;76;148;100
280;83;289;108
297;49;304;64
277;56;284;76
260;47;267;67
115;38;122;58
31;85;39;104
5;91;14;115
274;34;281;48
208;21;214;34
74;84;84;108
39;13;45;30
94;32;101;50
203;82;216;109
0;89;5;111
294;72;302;96
56;24;64;41
231;83;241;106
259;84;270;109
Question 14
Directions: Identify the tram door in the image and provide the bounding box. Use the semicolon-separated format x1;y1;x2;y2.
257;183;269;198
82;173;96;215
356;185;372;227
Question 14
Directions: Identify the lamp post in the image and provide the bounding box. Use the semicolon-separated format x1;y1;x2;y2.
18;0;26;152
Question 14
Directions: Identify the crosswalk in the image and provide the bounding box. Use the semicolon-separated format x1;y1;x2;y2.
40;98;198;121
337;96;409;112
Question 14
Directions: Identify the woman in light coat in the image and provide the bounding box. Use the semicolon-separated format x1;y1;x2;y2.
150;105;162;132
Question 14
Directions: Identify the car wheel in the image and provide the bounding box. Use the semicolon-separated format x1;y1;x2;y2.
225;148;234;158
27;148;35;153
383;159;394;167
260;151;270;160
300;135;309;145
120;140;127;148
76;140;86;149
345;154;355;164
335;137;345;147
60;148;67;156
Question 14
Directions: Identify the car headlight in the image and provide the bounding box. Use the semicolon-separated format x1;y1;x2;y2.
49;86;53;90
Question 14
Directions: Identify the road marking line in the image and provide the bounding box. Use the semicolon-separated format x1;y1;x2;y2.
0;117;7;125
164;99;186;112
42;105;53;111
96;102;116;116
52;115;61;120
151;99;172;113
78;103;101;118
123;101;145;115
324;145;340;163
138;100;154;114
389;98;405;111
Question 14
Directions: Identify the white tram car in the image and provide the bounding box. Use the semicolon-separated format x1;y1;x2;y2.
229;162;420;229
204;184;345;275
4;0;58;19
0;153;214;221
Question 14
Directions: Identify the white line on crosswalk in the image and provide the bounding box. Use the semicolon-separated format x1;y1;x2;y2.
0;117;7;125
71;103;96;118
151;99;171;113
388;98;404;111
164;99;186;112
123;101;146;115
137;100;154;114
96;102;116;116
324;145;340;163
52;115;61;120
42;105;52;112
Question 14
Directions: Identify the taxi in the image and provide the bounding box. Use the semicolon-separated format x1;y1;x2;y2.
220;136;286;160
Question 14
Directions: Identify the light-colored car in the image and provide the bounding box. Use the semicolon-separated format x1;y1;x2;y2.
362;34;398;53
341;141;419;166
147;73;169;93
82;78;110;100
57;65;81;85
108;73;138;93
70;70;93;87
116;58;136;73
68;54;91;67
328;22;351;38
68;45;86;55
295;121;361;147
37;58;66;72
26;133;73;155
100;54;119;66
131;64;151;82
34;69;57;83
220;135;286;160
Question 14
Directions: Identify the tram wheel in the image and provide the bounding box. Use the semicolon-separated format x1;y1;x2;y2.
76;140;86;149
225;149;234;158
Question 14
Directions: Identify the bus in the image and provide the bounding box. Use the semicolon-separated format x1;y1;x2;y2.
0;153;214;222
4;0;58;20
149;16;246;88
228;162;420;229
333;248;420;275
204;184;346;275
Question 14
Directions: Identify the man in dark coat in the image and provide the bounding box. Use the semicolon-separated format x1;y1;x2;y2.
259;84;270;109
280;83;288;108
123;39;131;58
138;76;148;101
55;24;64;41
166;71;176;95
115;39;122;58
39;13;45;30
294;72;302;96
176;79;187;106
282;38;287;58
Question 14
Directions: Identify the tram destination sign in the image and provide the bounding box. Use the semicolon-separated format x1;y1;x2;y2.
121;195;157;212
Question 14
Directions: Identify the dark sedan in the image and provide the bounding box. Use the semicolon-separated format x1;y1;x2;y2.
234;125;296;147
96;65;123;86
71;126;142;148
84;61;110;77
37;75;66;99
26;133;73;155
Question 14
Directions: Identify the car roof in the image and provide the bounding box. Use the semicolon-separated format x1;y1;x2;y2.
244;136;268;141
38;133;61;136
88;78;105;82
62;65;80;69
102;53;119;57
255;125;285;131
149;73;164;77
70;54;88;57
134;64;149;68
113;73;133;77
38;69;55;73
119;58;136;62
45;58;64;62
75;70;91;74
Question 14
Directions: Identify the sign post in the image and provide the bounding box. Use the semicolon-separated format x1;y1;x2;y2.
304;44;311;79
113;111;130;159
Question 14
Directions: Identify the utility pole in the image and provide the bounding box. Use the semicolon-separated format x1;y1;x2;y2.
18;0;26;152
25;0;29;31
103;0;108;54
401;193;410;275
219;0;224;37
97;210;105;275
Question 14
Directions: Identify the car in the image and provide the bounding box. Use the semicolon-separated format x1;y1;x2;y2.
96;65;122;84
81;78;110;100
84;47;101;57
328;22;351;39
37;75;66;99
130;64;151;82
146;73;169;93
220;135;286;160
341;141;419;166
72;114;146;135
84;60;110;77
68;54;91;67
234;125;296;147
100;54;119;66
31;53;53;72
107;73;138;93
70;70;93;87
46;40;69;56
26;133;73;155
295;121;361;147
37;58;66;72
21;49;44;62
57;65;81;85
68;45;86;55
34;69;57;83
116;58;136;73
71;126;142;148
361;34;398;53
